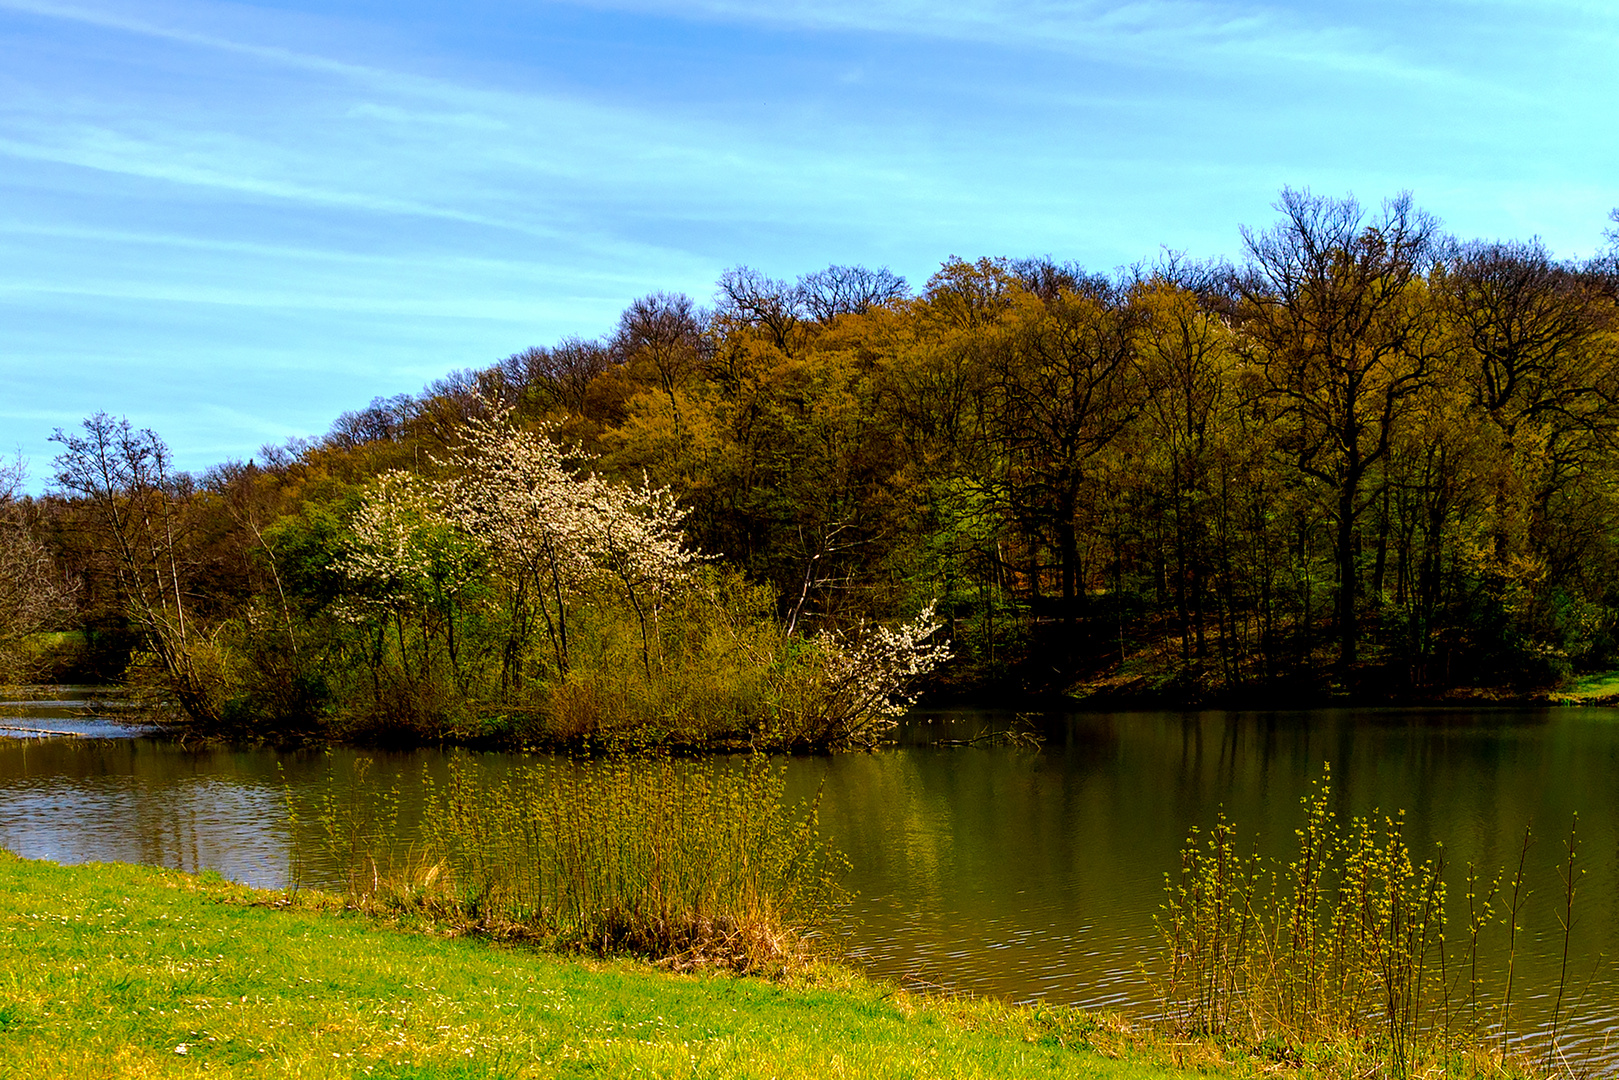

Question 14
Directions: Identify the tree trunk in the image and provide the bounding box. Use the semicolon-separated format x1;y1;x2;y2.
1058;504;1080;626
1336;482;1358;669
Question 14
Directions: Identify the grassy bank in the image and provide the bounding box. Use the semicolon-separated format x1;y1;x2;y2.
1552;670;1619;705
0;852;1233;1080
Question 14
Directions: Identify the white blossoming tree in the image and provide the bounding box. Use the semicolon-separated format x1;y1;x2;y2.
330;404;949;747
438;416;593;690
339;470;486;696
573;472;699;678
784;602;953;747
441;409;697;688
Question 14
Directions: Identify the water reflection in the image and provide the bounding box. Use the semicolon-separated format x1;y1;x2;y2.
2;698;1617;1064
0;685;156;740
811;707;1619;1064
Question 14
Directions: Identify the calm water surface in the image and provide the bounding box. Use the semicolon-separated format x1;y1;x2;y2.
4;693;1618;1064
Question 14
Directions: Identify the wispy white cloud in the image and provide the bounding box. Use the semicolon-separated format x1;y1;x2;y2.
0;131;579;238
2;0;1615;479
0;0;936;250
0;219;659;287
346;103;510;132
0;0;415;88
0;278;549;320
549;0;1465;86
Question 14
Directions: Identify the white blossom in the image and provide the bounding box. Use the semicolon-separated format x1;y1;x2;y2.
442;408;698;600
806;602;953;746
339;471;484;613
431;406;703;676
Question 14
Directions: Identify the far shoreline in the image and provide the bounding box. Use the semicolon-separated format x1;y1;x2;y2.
7;677;1617;756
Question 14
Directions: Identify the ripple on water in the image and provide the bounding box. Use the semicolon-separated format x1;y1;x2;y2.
0;696;1616;1069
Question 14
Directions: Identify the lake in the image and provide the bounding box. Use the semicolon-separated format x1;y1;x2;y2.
3;692;1617;1065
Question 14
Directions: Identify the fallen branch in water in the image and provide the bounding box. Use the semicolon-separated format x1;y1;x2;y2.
0;723;89;737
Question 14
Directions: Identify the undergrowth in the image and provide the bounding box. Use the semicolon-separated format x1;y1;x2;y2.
1156;765;1583;1079
297;752;847;973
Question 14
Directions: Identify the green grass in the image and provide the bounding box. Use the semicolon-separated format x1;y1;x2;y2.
1554;671;1619;704
0;851;1222;1080
23;631;85;649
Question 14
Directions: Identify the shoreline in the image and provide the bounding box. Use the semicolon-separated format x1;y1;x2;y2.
9;669;1619;761
0;851;1234;1080
5;679;1617;754
928;672;1619;714
0;852;1547;1079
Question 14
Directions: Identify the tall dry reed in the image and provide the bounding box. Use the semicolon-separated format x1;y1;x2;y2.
310;752;846;972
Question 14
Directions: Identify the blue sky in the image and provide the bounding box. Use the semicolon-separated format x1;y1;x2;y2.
4;0;1617;482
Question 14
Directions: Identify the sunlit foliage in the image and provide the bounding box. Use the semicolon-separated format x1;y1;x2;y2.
35;188;1619;737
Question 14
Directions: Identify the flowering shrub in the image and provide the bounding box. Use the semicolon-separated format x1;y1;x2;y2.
340;471;485;614
778;602;953;748
310;405;951;748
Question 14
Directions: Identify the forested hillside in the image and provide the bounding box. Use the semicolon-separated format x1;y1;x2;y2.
9;189;1619;742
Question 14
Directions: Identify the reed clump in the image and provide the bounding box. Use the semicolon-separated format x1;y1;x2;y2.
1155;766;1576;1079
309;752;847;974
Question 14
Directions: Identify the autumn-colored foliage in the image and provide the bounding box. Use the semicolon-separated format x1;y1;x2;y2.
18;189;1619;736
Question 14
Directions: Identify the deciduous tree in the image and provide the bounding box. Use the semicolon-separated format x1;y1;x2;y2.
1237;189;1443;668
